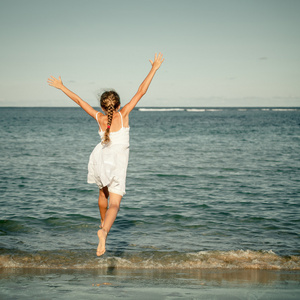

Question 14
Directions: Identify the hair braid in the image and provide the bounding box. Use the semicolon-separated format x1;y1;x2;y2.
103;103;114;144
100;91;121;145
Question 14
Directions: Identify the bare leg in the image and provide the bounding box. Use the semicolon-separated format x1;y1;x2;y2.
102;192;122;233
98;187;109;228
97;192;122;256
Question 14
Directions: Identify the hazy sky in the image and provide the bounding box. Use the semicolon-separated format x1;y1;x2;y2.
0;0;299;107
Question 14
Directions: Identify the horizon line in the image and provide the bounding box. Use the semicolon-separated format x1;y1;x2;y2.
1;106;299;109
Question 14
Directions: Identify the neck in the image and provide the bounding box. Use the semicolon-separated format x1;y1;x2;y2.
103;109;118;115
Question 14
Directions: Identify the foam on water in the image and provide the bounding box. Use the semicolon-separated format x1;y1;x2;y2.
0;249;299;270
138;108;185;112
186;108;206;112
138;107;300;112
272;108;298;111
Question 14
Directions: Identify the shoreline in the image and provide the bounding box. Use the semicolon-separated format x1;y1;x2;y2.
1;268;299;299
2;267;300;283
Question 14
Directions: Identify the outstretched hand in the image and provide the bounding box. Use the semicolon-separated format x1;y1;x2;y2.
47;76;63;89
149;53;164;70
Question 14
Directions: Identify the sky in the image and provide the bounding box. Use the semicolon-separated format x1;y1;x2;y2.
0;0;299;107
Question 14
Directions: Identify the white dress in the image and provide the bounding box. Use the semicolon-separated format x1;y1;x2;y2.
87;112;130;196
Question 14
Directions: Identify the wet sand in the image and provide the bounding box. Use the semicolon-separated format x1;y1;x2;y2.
1;268;299;299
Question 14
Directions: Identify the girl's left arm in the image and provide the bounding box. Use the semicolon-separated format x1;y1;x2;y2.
121;53;164;117
47;76;100;119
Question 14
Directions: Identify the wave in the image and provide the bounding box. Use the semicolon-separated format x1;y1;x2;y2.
138;108;299;113
186;109;206;112
206;109;224;111
186;108;224;112
1;249;299;270
138;108;185;112
271;108;298;111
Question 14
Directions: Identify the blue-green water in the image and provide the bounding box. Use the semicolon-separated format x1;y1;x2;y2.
0;107;300;270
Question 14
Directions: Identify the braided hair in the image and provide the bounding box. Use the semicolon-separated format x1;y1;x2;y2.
100;91;121;144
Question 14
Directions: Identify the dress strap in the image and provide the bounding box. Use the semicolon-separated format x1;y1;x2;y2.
119;111;124;128
95;112;102;131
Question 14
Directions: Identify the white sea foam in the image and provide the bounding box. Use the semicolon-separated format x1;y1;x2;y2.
186;109;206;112
138;108;185;112
272;108;298;111
138;108;299;112
186;108;224;112
1;250;299;270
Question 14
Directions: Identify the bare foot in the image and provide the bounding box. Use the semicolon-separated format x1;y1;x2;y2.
96;229;107;256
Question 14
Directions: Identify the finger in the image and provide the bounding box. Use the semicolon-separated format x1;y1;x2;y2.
149;59;153;65
154;53;157;60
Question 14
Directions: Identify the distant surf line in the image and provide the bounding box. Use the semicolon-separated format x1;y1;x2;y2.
138;108;299;112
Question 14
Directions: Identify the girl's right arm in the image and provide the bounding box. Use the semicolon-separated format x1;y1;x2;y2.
121;53;164;117
47;76;100;119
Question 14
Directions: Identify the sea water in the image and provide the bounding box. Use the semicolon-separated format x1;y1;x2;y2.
0;107;300;271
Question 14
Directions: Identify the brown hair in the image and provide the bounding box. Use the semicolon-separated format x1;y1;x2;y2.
100;91;121;144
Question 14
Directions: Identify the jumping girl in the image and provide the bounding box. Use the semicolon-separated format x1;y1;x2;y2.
48;53;164;256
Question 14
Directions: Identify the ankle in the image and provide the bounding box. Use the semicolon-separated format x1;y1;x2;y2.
102;228;108;236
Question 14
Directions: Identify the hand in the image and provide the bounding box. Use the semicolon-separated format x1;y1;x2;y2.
149;53;164;70
47;76;64;89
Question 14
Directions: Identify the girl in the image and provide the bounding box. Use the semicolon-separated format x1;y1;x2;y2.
48;53;164;256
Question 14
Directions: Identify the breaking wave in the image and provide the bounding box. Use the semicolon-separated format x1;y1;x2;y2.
1;249;299;270
138;108;185;112
138;108;299;112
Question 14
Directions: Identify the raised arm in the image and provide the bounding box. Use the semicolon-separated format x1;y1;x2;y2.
47;76;100;119
121;53;164;116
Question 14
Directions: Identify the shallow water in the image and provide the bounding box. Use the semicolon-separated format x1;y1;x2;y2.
0;107;300;270
1;268;300;300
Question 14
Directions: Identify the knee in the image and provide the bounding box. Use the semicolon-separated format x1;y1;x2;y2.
109;202;120;212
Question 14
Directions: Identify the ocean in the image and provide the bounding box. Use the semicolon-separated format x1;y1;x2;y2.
0;107;300;299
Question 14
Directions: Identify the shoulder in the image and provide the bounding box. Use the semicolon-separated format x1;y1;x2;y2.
96;111;105;120
120;106;129;118
119;108;129;127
